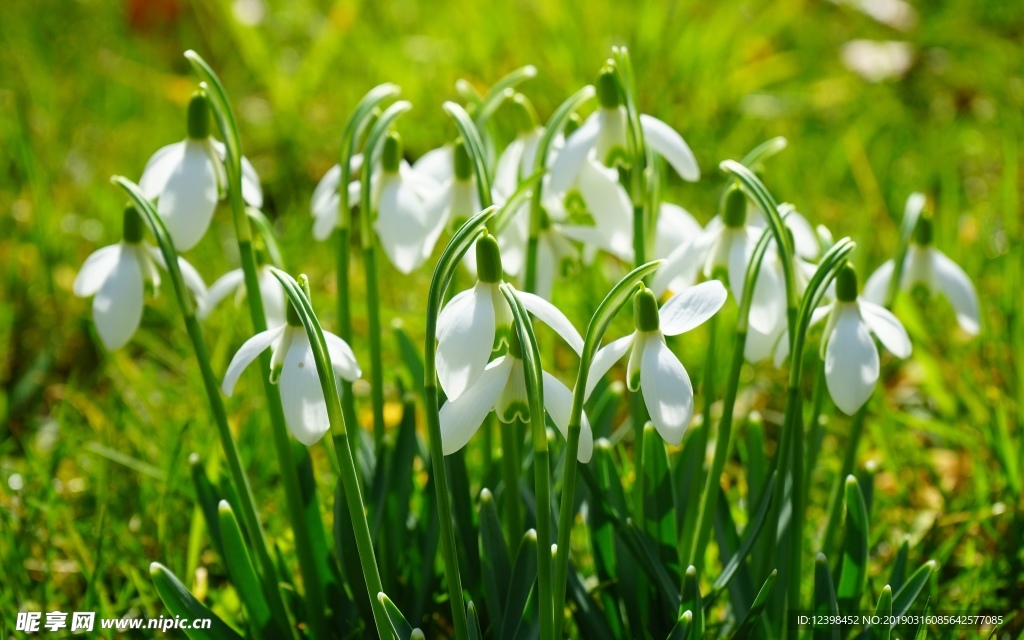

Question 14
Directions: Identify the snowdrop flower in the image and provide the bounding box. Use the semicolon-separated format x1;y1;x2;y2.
199;260;287;328
862;215;980;335
74;205;206;350
221;291;361;445
440;330;594;462
424;140;487;269
549;67;699;197
413;144;454;185
139;92;263;251
437;233;584;400
841;40;914;83
585;282;727;445
494;94;544;199
816;263;911;415
498;199;578;300
310;153;363;241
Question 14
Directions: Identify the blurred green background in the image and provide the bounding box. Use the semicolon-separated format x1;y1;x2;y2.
1;0;1022;631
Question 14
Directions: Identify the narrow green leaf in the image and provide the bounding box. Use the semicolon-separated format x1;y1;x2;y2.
378;592;415;640
217;502;272;637
501;529;539;640
836;476;869;611
393;322;425;399
447;450;481;593
642;423;677;571
334;481;374;627
566;565;619;640
666;611;692;640
150;562;243;640
189;454;223;555
889;538;909;593
680;566;703;639
467;601;484;640
740;136;788;169
731;570;778;640
711;472;777;595
891;561;937;621
617;519;681;613
870;585;892;640
813;553;839;640
479;488;512;628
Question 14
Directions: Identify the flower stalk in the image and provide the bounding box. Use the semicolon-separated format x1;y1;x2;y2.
183;51;327;639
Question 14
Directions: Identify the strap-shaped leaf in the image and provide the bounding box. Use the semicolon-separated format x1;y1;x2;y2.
378;592;415;640
731;570;778;640
666;611;693;640
150;562;244;640
479;488;512;627
891;561;937;622
836;476;869;611
501;530;539;640
467;601;484;640
869;585;892;640
813;553;839;640
217;501;273;637
884;192;927;307
339;83;401;216
680;566;703;639
642;423;677;568
443;101;493;206
888;539;910;593
189;454;224;555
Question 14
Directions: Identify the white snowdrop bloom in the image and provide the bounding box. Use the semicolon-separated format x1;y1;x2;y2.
749;202;820;261
494;94;546;199
548;67;699;198
862;216;979;335
139;92;263;251
841;40;914;83
557;159;635;262
74;205;206;350
817;264;912;415
497;197;578;300
743;244;820;364
309;153;363;241
199;263;287;328
221;298;361;445
585;282;727;445
436;234;584;401
440;331;594;462
413;144;454;185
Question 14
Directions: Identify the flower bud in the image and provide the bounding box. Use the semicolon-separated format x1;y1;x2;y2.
476;232;503;284
633;286;660;332
596;66;622;109
835;262;859;302
187;91;211;140
454;138;472;181
913;214;933;246
723;184;746;228
382;131;402;173
122;203;144;244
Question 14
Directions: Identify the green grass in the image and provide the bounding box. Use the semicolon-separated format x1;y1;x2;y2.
1;0;1022;637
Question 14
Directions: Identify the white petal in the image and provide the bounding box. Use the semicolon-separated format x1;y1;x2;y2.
176;255;208;299
311;164;341;217
439;357;512;455
518;291;583;355
745;323;782;363
549;114;601;194
824;305;879;415
279;333;332;445
74;244;121;297
140;142;185;198
199;269;245;320
257;267;287;327
748;251;786;335
436;282;496;400
422;181;454;260
240;155;263;208
784;211;819;260
324;330;362;381
156;140;220;251
497;207;529;276
375;177;429;274
585;334;634;399
577;160;632;240
312;195;340;241
655;203;702;260
659;280;728;336
930;248;981;335
542;371;593;462
495;138;524;198
861;260;895;305
559;224;632;262
639;114;699;182
640;333;694;446
725;227;757;304
414;145;454;185
221;324;286;396
627;331;646;392
650;231;714;296
860;300;912;358
93;247;144;350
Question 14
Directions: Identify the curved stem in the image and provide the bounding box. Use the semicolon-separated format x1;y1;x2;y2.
334;227;362;470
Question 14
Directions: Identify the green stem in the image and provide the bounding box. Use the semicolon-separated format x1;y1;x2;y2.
502;419;524;547
535;446;555;640
679;310;717;568
552;422;581;639
786;384;805;614
688;325;745;571
334;227;362;471
821;406;867;557
115;177;294;638
804;363;827;492
363;243;386;442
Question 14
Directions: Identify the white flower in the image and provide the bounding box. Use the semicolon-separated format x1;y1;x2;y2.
817;264;911;415
497;197;578;300
585;281;727;445
841;40;914;83
862;218;980;335
423;140;492;274
437;234;584;400
199;264;287;328
439;343;594;463
548;67;699;198
74;206;206;350
495;127;543;199
139;93;263;251
310;153;362;241
413;144;454;184
221;317;361;446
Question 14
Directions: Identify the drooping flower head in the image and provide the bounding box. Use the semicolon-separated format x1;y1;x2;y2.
586;281;727;445
862;214;980;335
74;204;206;350
436;233;584;400
199;249;287;328
221;279;361;445
139;91;263;251
818;263;912;415
440;328;594;462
